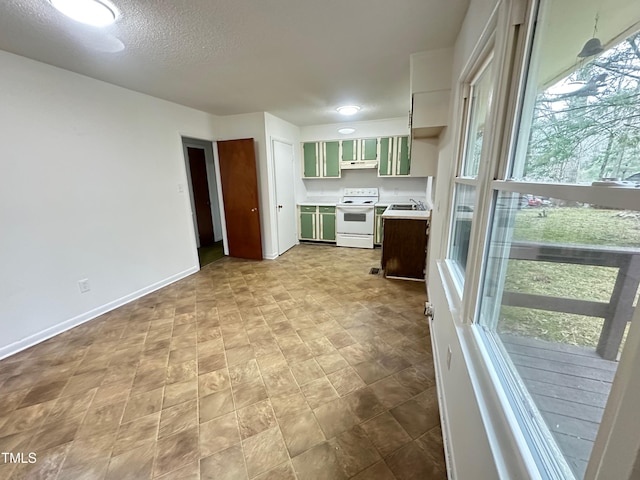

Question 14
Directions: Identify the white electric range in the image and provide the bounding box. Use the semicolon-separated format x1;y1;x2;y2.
336;188;379;249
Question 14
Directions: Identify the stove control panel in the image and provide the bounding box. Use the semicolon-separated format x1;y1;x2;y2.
343;188;379;197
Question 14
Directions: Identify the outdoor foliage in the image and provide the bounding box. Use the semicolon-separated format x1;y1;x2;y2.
521;32;640;183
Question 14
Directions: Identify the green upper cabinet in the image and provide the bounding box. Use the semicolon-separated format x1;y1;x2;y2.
324;141;340;177
398;136;410;175
362;138;378;160
379;137;391;176
379;136;410;177
341;140;356;162
303;143;318;177
302;142;341;178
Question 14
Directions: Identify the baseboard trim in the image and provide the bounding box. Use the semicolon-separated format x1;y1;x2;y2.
0;266;199;360
264;253;278;260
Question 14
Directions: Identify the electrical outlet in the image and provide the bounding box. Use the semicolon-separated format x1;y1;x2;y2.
78;279;91;293
447;346;452;370
177;183;185;193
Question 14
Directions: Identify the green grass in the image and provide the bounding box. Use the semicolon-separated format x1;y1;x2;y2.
496;207;640;348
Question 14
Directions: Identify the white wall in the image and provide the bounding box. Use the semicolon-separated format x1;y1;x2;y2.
0;50;220;358
300;117;409;142
427;0;504;478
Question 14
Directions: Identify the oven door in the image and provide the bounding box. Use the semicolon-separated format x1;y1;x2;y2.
336;206;374;235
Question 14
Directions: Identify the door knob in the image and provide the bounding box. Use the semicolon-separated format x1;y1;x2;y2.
251;208;257;212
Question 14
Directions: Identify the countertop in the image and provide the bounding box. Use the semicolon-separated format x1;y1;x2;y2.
297;197;338;206
381;208;431;220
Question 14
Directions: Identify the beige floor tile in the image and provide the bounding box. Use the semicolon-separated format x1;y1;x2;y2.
253;461;297;480
0;245;443;480
237;399;277;440
313;398;358;439
270;392;311;419
242;426;289;478
330;425;381;477
300;377;339;409
361;412;412;457
200;389;235;423
199;412;241;458
344;387;387;423
291;441;348;480
201;445;248;480
158;399;198;438
279;410;325;457
326;366;366;397
369;377;413;409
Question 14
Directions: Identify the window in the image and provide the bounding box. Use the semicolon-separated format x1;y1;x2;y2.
448;57;494;285
474;1;640;478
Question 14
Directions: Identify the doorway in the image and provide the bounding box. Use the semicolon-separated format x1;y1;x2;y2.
272;139;297;255
182;138;224;267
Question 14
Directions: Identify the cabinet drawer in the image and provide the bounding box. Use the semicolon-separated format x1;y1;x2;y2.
318;206;335;214
300;206;317;213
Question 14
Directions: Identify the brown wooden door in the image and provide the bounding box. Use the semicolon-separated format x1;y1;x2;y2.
217;138;263;260
187;147;215;247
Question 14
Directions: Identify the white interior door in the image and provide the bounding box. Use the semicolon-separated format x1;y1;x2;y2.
273;140;297;255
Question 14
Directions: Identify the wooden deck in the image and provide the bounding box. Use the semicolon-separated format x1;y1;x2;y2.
501;334;618;478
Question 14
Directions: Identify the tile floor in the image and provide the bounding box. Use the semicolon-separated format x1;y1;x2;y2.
0;244;446;480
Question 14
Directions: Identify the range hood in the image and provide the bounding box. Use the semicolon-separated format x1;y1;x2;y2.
341;160;378;170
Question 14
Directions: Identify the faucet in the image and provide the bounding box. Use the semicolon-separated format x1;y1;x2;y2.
409;198;426;211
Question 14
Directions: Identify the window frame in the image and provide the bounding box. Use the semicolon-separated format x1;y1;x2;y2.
456;0;640;478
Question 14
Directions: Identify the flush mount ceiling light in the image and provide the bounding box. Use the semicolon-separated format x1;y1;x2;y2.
338;127;356;135
336;105;361;116
50;0;117;26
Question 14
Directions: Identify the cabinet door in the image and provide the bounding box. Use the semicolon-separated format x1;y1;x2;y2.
324;142;340;177
397;136;410;175
319;207;336;241
299;206;317;239
379;137;391;176
303;143;318;177
341;140;356;162
362;138;378;160
374;207;386;244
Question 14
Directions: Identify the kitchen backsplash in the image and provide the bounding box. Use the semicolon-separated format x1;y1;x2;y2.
299;168;428;202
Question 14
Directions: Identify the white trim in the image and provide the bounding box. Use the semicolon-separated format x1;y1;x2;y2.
491;181;640;211
0;266;199;360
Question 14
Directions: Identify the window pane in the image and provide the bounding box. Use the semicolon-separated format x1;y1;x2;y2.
449;184;476;278
479;190;640;478
511;4;640;184
462;61;494;178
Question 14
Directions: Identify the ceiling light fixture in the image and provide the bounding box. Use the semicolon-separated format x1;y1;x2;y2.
338;127;356;135
337;105;361;116
50;0;117;27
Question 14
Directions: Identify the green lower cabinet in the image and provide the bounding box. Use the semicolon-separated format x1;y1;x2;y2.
299;206;336;242
319;206;336;241
299;206;317;239
324;142;340;177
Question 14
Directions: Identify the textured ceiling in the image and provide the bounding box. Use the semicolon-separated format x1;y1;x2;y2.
0;0;469;126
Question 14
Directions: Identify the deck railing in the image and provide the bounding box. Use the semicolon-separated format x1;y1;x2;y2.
502;241;640;360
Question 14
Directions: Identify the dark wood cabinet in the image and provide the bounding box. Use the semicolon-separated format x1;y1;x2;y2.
381;217;429;280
